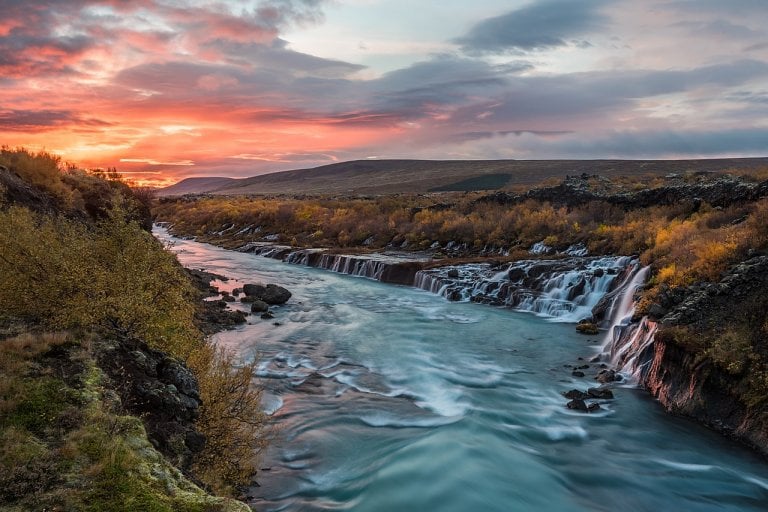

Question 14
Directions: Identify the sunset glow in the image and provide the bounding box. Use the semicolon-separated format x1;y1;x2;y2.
2;1;767;186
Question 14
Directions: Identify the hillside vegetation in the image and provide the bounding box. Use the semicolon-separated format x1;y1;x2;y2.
155;170;768;290
0;149;266;510
157;157;768;196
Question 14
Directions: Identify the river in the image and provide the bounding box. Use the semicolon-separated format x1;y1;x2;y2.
156;228;768;512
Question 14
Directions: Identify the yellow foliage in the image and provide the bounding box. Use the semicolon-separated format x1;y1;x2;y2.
0;201;266;494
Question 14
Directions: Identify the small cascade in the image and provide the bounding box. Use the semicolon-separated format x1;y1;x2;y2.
240;243;429;285
600;266;658;381
413;256;637;321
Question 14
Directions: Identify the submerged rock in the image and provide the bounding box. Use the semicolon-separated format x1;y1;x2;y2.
563;389;589;400
587;387;615;399
595;369;619;383
566;399;600;412
250;300;270;313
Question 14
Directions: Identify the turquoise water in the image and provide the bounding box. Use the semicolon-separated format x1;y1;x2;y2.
158;230;768;512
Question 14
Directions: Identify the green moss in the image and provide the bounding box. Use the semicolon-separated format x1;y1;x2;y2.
1;378;76;435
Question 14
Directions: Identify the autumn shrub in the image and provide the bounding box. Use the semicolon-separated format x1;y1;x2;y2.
0;147;73;207
0;197;266;493
190;346;270;495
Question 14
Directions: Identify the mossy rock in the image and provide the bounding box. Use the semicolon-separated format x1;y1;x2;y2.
576;322;600;335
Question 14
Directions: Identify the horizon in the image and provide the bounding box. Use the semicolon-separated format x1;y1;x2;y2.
3;1;768;187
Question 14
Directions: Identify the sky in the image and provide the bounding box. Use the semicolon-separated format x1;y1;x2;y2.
2;0;768;186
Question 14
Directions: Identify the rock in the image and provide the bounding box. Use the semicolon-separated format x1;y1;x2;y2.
508;267;526;282
96;337;205;469
590;356;601;363
243;283;266;297
576;322;599;335
447;289;463;302
572;370;586;377
222;295;236;302
567;399;588;411
261;284;291;304
567;278;587;301
563;389;588;400
243;283;292;304
587;387;615;399
250;300;269;313
197;301;247;335
587;403;601;413
447;268;460;278
260;312;275;319
595;369;619;383
576;364;590;370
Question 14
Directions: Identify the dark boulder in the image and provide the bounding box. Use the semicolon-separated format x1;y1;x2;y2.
567;278;587;301
447;268;460;278
567;399;588;411
595;369;620;383
508;267;526;282
243;283;292;304
250;300;270;313
563;389;588;400
587;387;615;399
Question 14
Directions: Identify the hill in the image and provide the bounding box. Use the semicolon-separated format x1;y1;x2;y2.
157;176;237;196
157;158;768;196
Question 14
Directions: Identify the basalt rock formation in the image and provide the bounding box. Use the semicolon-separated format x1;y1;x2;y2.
640;256;768;455
603;255;768;455
97;336;206;470
476;173;768;210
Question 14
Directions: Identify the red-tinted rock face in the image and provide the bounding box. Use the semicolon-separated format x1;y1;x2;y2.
643;333;768;456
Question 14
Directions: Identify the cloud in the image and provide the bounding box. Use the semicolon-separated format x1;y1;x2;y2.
508;128;768;158
673;19;762;40
119;158;195;166
455;0;608;53
204;38;365;77
1;0;767;183
662;0;768;16
0;109;111;131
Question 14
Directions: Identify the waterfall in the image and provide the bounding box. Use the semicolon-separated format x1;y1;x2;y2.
412;257;637;321
599;265;658;381
240;243;428;285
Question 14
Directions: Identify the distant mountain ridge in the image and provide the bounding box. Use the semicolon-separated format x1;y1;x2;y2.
157;176;237;196
157;158;768;196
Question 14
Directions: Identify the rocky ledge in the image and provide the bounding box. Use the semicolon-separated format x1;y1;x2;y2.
476;172;768;210
641;255;768;455
97;336;206;470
